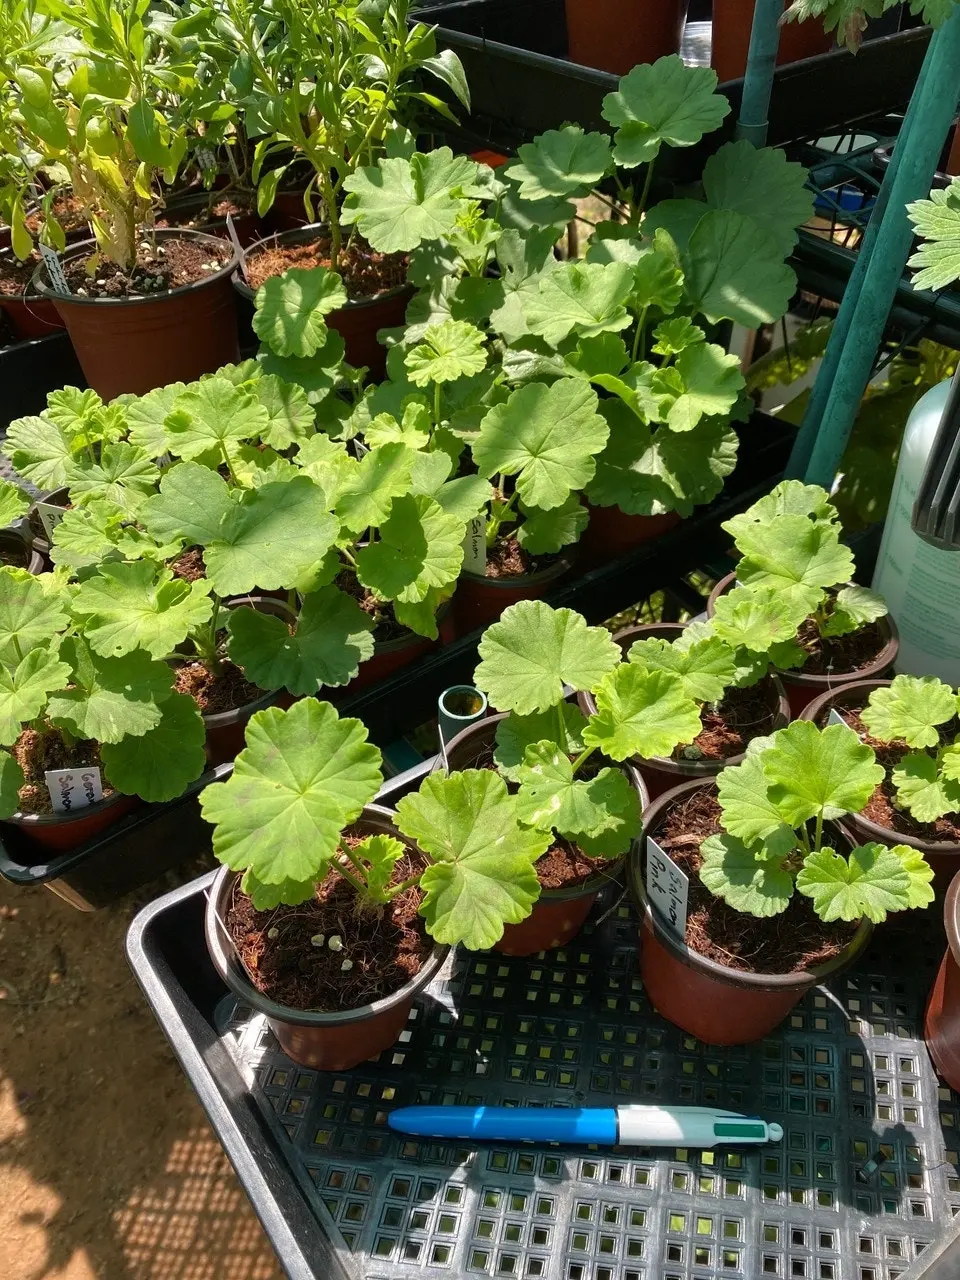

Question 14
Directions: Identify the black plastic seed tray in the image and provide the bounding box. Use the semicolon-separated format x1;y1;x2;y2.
128;761;960;1280
0;331;85;428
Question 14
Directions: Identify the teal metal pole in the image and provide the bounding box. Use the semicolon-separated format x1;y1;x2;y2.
787;9;960;486
735;0;784;147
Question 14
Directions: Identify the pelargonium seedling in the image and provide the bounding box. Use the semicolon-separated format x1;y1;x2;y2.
201;697;550;949
861;674;960;824
474;600;702;856
701;720;934;922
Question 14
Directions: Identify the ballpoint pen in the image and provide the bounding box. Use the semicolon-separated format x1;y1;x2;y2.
388;1104;784;1148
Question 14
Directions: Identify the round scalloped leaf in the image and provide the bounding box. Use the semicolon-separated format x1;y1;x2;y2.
47;640;173;744
356;494;463;605
494;703;589;782
200;699;383;886
165;377;270;461
65;442;158;513
71;561;213;660
475;601;621;715
0;648;71;746
516;494;588;554
711;583;808;653
862;674;958;749
509;126;613;200
716;735;794;846
892;753;960;823
700;832;793;917
0;568;70;668
0;750;25;819
661;342;745;433
762;721;883;827
404;320;488;387
341;149;484;253
252;267;347;358
226;588;375;693
0;479;30;529
3;414;74;489
582;664;702;762
702;140;814;256
684;211;795;328
736;516;854;616
394;769;549;950
101;691;207;802
516;744;639;854
522;261;635;346
821;584;888;638
140;461;235;547
796;843;915;923
254;374;316;450
723;480;836;544
335;443;415;536
627;633;736;705
602;56;729;167
473;379;608;511
122;382;187;456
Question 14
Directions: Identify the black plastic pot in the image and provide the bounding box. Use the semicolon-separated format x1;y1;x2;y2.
157;191;263;246
0;331;85;429
0;527;44;573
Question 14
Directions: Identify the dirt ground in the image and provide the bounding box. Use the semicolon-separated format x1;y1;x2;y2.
0;876;284;1280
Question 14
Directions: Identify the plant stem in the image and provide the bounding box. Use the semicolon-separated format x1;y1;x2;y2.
334;853;367;898
813;811;824;857
434;380;441;428
631;304;649;363
385;872;422;900
633;159;656;222
219;443;241;488
798;823;812;856
570;744;597;777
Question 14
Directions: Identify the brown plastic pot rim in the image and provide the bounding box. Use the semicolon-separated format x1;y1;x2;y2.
630;778;874;989
31;229;240;306
944;872;960;966
7;785;132;827
459;551;575;589
204;804;450;1026
234;222;412;309
198;597;291;728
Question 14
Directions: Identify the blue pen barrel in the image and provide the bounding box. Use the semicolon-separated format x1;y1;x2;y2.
388;1106;619;1145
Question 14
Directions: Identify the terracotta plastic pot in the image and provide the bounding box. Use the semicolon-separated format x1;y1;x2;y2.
580;506;681;566
628;779;873;1044
925;873;960;1090
204;804;448;1071
801;679;960;891
565;0;687;75
711;0;833;83
344;603;456;693
438;714;650;956
265;189;314;233
2;788;140;855
708;571;899;718
455;551;576;635
33;230;241;400
579;621;791;801
158;192;263;247
0;250;64;339
236;224;413;377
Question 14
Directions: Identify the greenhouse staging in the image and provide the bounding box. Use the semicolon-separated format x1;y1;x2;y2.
5;2;960;1280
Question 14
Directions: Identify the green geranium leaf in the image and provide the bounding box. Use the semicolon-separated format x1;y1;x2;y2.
101;691;206;802
257;328;346;405
0;480;30;528
711;584;808;652
0;751;25;819
583;664;701;761
516;494;588;554
516;744;640;854
565;334;631;379
897;843;937;908
0;568;69;668
0;647;71;746
893;753;960;823
4;414;74;489
862;674;957;748
341;148;484;253
821;584;889;638
716;735;793;845
71;561;213;660
395;769;549;950
47;639;172;744
335;443;415;536
941;741;960;785
475;600;621;714
355;494;463;604
140;461;233;547
165;377;270;462
660;342;745;432
200;699;383;886
651;317;705;357
632;238;685;313
762;720;883;826
602;55;729;167
907;178;960;292
354;834;406;902
737;516;854;617
66;443;158;516
684;210;795;327
628;633;735;705
494;703;588;781
473;379;608;510
226;587;375;693
254;374;316;450
404;320;487;386
702;140;814;256
723;480;836;544
522;261;635;346
796;843;920;923
253;267;347;358
509;126;612;200
700;832;793;917
366;405;432;451
122;383;187;456
295;435;356;505
240;871;319;910
430;475;494;525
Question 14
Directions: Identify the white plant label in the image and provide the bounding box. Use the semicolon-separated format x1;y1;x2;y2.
224;213;245;266
45;767;103;814
462;516;486;574
646;837;689;942
38;243;70;295
36;501;66;540
828;707;860;737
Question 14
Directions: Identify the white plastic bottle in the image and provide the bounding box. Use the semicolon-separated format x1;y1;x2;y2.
872;378;960;683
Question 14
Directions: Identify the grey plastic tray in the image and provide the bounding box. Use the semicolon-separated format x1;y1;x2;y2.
129;847;960;1280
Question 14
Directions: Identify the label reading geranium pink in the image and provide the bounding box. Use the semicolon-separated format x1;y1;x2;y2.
45;767;102;814
646;837;689;942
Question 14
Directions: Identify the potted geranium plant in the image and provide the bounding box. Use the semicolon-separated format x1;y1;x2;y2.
201;696;548;1070
0;565;208;852
630;720;934;1045
708;481;897;714
439;599;703;954
802;674;960;890
10;0;240;398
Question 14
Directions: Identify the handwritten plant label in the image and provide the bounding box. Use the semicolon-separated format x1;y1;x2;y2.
462;516;486;574
45;767;103;814
646;837;689;942
36;501;66;540
38;243;70;295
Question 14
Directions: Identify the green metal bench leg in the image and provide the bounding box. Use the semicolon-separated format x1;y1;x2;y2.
736;0;785;147
786;9;960;487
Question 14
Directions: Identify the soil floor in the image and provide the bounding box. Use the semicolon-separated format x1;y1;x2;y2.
0;875;283;1280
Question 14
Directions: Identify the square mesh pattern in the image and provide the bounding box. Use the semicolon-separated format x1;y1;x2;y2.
218;894;960;1280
